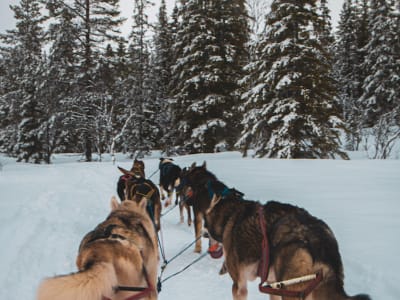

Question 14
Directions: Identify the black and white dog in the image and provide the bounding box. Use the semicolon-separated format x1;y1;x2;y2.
159;158;182;207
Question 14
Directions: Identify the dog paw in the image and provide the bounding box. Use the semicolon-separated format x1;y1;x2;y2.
219;262;228;275
164;198;172;207
202;231;210;238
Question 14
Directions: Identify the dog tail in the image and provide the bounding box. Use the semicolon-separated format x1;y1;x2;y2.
349;294;372;300
37;262;117;300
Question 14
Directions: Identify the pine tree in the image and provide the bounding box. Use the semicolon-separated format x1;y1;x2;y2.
0;46;21;154
334;0;363;150
318;0;335;46
108;39;133;155
39;6;80;162
154;0;173;100
122;0;158;157
49;0;124;161
0;0;46;163
170;0;249;153
359;0;400;127
153;0;174;151
238;0;347;159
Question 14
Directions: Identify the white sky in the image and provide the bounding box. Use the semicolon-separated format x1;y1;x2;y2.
0;0;344;35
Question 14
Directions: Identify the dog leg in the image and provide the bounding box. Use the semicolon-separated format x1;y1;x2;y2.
194;211;203;253
232;279;248;300
164;188;173;207
186;204;192;226
179;200;185;224
159;185;166;200
219;260;228;275
230;262;259;300
267;269;281;300
274;247;317;300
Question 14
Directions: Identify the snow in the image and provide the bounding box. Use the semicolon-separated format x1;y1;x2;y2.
0;151;399;300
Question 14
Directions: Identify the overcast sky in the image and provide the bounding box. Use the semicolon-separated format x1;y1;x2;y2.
0;0;344;35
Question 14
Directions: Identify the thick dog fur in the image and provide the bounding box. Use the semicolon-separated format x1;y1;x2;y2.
37;197;159;300
182;165;371;300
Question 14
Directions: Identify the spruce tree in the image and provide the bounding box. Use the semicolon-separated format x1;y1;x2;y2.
39;7;80;162
359;0;400;126
318;0;335;46
334;0;363;150
50;0;124;161
0;46;21;154
238;0;347;159
0;0;46;162
170;0;249;153
153;0;174;151
154;0;173;101
123;0;158;157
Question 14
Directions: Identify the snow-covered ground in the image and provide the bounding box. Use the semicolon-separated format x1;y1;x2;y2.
0;151;399;300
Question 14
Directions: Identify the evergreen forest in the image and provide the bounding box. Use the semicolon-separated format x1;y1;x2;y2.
0;0;399;163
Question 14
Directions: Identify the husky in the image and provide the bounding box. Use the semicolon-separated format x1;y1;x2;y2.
118;160;162;231
180;162;217;252
181;164;371;300
37;197;159;300
125;175;162;232
159;158;192;226
117;159;146;201
158;158;181;206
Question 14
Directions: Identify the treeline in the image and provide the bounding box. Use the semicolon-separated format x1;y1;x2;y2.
0;0;399;163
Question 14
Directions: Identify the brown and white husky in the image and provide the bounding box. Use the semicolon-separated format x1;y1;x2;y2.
181;164;371;300
37;196;159;300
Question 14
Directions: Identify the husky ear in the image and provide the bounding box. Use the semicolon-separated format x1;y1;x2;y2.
202;161;207;169
190;162;196;169
118;166;130;175
138;197;148;212
111;196;120;211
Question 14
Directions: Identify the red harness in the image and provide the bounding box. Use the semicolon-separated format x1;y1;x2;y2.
257;206;323;299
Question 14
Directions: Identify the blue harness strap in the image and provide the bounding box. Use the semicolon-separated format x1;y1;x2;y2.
207;180;231;199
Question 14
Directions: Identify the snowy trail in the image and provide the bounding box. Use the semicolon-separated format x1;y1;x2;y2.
0;152;399;300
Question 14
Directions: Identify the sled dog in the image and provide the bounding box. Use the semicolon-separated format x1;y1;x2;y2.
37;197;159;300
180;162;216;252
159;158;182;205
125;175;162;232
159;158;192;226
182;164;371;300
117;159;145;201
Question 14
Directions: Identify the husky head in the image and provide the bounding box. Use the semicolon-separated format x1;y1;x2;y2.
206;180;244;214
110;196;147;215
118;159;145;179
180;161;212;204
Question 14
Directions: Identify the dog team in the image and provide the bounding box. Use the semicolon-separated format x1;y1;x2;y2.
37;158;371;300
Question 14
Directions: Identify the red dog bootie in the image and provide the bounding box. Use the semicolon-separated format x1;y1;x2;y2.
208;243;223;259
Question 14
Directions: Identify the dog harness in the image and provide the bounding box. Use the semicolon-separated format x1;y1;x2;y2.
97;227;154;300
257;205;323;299
102;266;154;300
